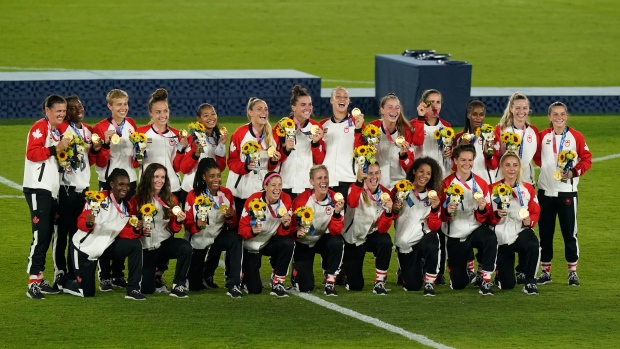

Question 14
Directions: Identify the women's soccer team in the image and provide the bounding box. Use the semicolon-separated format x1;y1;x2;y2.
22;85;592;300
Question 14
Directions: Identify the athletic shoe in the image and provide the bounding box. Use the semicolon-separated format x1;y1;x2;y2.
125;290;146;301
467;270;476;284
226;285;243;298
99;279;114;292
472;273;483;287
373;281;388;295
522;283;539;295
270;282;288;298
170;284;189;298
112;277;128;288
39;279;61;295
537;271;552;285
203;276;219;289
516;272;526;285
479;281;494;296
26;282;45;300
423;283;436;297
568;271;580;286
52;272;66;291
324;284;338;297
154;278;169;294
435;274;446;286
62;280;84;297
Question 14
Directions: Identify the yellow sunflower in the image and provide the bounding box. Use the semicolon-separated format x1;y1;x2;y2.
558;152;566;162
395;180;407;191
481;124;494;133
196;123;206;131
367;125;379;137
205;197;214;206
140;203;156;216
275;127;286;137
195;196;205;205
302;208;314;221
139;133;147;142
94;193;105;202
512;133;521;145
282;119;295;129
452;185;464;196
85;190;94;197
501;132;511;143
566;150;577;161
475;128;481;137
251;200;263;211
433;129;441;140
357;146;368;155
242;143;250;153
57;150;68;162
444;127;454;138
497;185;509;196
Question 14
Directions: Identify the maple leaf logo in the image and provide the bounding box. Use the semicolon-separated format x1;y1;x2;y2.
32;129;43;139
230;142;237;152
32;216;40;224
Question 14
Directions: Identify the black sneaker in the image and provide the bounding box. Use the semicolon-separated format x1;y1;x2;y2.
125;290;146;301
423;283;436;297
203;276;219;289
226;285;243;298
516;272;526;285
467;270;476;284
568;271;580;286
435;274;446;286
99;279;114;292
112;277;128;288
170;284;189;298
52;273;66;291
522;283;540;295
335;273;347;286
324;284;338;297
270;282;288;298
39;279;61;295
373;281;388;295
472;273;483;287
537;272;552;285
26;282;45;299
479;281;494;296
62;280;83;297
154;278;169;294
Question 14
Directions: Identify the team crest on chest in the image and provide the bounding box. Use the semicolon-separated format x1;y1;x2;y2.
325;206;333;215
565;140;570;147
478;138;483;145
344;126;350;133
169;139;176;146
527;135;533;143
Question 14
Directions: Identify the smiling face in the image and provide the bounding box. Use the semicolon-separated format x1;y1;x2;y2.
309;169;329;197
263;176;282;203
46;102;67;127
292;96;313;122
365;164;382;192
197;105;218;132
467;106;485;130
152;168;167;194
108;97;129;120
455;150;475;178
501;155;521;183
548;105;568;131
380;98;401;124
111;175;131;200
413;164;432;191
426;93;442;115
330;88;350;115
149;101;169;129
66;99;84;124
510;99;530;126
203;168;222;194
248;100;269;126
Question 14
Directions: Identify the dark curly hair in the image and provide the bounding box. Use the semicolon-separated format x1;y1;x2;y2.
406;157;442;193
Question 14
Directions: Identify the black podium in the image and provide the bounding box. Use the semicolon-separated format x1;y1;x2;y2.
375;54;472;126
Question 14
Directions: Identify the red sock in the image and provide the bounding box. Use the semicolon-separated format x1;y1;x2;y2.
424;273;437;284
541;262;551;274
567;262;577;272
375;269;387;283
467;260;475;272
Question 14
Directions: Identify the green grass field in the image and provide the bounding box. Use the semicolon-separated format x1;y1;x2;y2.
1;0;618;87
1;115;619;348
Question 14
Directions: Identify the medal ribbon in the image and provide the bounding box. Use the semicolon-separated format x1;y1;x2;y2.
111;118;125;136
205;190;223;210
310;189;334;207
153;195;170;209
552;126;569;168
45;117;61;141
381;121;400;147
511;124;526;158
251;124;266;150
109;192;127;218
69;122;86;141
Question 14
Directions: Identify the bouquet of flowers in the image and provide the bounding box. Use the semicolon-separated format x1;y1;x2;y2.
557;149;578;182
57;135;87;173
492;183;512;211
362;124;381;148
444;183;465;216
140;203;158;236
433;127;455;158
480;124;496;156
248;198;267;228
501;132;521;153
394;179;414;206
84;190;105;217
294;206;314;237
353;145;377;173
276;117;297;147
194;194;215;223
129;132;148;164
242;140;262;174
188;122;207;151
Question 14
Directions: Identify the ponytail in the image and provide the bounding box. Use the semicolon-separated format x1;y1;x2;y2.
246;97;275;149
499;92;529;130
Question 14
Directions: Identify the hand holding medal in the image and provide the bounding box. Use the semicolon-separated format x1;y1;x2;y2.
352;108;364;129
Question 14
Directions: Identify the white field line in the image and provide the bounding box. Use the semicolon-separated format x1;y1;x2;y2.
0;66;73;71
0;195;22;199
0;176;23;190
592;153;620;162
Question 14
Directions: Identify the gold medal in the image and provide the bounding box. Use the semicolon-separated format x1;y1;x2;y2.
128;216;139;227
380;192;390;202
179;129;188;138
277;207;288;217
518;208;530;219
553;169;563;180
395;136;405;146
267;146;276;157
427;190;437;199
334;193;344;202
462;133;472;142
63;133;73;141
473;191;484;200
219;126;228;134
219;204;229;215
310;125;320;135
90;133;100;144
424;100;432;108
171;206;182;216
351;108;361;117
111;134;121;145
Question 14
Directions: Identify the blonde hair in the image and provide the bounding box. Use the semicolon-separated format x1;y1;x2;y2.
500;151;523;184
309;164;328;179
361;163;381;206
499;92;530;130
330;86;349;100
246;97;275;149
106;89;129;105
379;93;413;136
